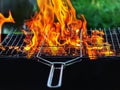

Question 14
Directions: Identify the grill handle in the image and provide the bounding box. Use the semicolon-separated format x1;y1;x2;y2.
47;63;64;88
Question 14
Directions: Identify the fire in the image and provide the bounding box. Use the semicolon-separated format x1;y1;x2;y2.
23;0;87;58
22;0;114;59
0;11;15;43
84;30;114;59
0;0;114;59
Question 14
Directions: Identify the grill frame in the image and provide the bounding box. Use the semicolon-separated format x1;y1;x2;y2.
1;26;120;88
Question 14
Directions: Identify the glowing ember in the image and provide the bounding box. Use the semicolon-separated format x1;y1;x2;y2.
0;11;15;43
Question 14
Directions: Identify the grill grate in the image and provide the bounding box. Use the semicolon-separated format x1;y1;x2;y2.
0;27;120;58
0;27;29;57
103;27;120;56
37;29;83;58
85;27;120;58
1;26;120;88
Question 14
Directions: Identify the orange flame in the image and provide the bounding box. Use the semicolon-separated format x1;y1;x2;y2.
23;0;87;58
0;0;113;60
0;11;15;43
84;30;114;59
22;0;114;59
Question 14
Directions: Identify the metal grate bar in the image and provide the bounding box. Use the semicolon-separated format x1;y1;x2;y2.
80;29;83;57
104;28;109;43
116;28;120;49
103;28;111;56
108;28;116;53
99;28;105;53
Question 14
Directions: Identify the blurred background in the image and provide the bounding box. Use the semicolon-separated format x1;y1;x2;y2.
0;0;120;28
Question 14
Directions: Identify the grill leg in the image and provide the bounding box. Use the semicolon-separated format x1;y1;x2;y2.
47;63;64;88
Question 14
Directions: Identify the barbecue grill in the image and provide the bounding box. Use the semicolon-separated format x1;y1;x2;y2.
0;23;120;88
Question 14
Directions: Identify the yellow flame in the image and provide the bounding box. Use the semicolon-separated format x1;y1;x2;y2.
0;11;15;43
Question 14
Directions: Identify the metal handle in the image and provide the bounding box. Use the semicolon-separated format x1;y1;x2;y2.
47;63;64;88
